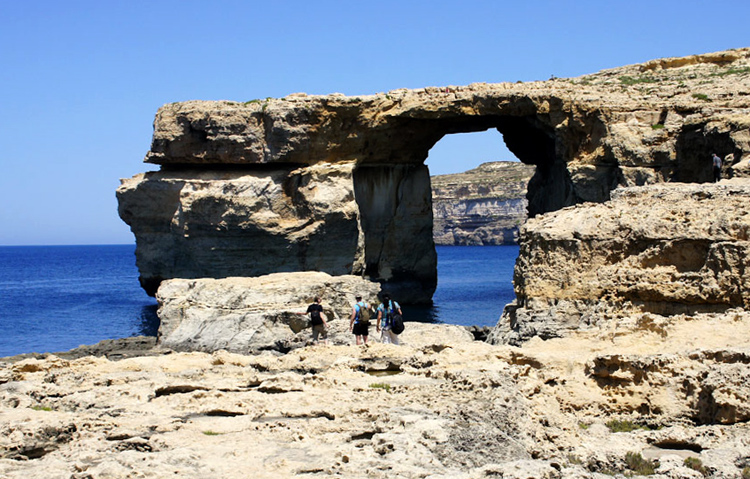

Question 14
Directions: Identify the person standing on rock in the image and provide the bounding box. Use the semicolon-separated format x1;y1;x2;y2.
712;153;722;182
298;297;328;345
376;293;402;345
349;295;371;345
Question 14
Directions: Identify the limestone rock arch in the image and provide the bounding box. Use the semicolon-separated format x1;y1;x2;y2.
118;48;750;303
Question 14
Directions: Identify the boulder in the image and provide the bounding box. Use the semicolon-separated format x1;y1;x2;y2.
490;179;750;345
155;272;382;353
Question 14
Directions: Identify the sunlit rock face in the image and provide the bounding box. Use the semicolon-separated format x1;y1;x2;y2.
118;48;750;303
118;162;435;303
489;179;750;345
155;272;382;354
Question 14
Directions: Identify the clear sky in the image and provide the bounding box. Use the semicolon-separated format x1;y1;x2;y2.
1;0;748;246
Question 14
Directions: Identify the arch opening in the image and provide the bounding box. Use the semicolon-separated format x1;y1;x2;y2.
427;129;531;245
351;114;563;306
414;115;565;217
420;128;529;327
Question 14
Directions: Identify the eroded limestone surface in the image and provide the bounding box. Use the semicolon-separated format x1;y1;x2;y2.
156;272;382;354
2;317;749;478
118;48;750;302
491;179;750;345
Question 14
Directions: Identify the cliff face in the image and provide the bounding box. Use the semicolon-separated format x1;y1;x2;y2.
118;48;750;302
489;179;750;345
431;161;534;245
119;163;435;303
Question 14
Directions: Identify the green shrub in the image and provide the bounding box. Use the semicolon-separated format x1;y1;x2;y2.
692;93;711;102
710;66;750;77
742;466;750;479
625;451;656;475
369;383;391;392
684;457;708;477
202;430;221;436
606;419;646;433
651;123;665;130
578;422;590;430
620;75;658;86
31;405;52;411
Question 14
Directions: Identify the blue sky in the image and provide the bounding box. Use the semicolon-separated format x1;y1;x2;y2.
1;1;748;245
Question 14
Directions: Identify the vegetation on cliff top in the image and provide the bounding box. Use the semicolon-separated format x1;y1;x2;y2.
431;161;535;202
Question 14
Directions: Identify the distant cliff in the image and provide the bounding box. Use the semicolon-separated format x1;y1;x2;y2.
431;161;535;245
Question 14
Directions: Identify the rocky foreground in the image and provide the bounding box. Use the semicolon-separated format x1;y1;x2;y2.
2;316;749;479
7;179;750;478
7;178;750;477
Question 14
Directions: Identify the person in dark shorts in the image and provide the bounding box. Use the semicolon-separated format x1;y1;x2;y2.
376;293;402;345
349;295;371;345
298;296;328;345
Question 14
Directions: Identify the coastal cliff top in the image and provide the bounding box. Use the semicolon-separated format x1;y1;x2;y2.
144;48;750;166
172;47;750;110
431;161;535;201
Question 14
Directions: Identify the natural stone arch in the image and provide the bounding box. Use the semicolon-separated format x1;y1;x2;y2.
351;113;570;216
340;114;566;302
119;98;586;304
118;49;750;303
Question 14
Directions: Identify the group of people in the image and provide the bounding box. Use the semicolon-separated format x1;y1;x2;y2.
299;294;403;346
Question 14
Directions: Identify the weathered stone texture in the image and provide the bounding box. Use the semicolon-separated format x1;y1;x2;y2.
156;272;382;354
490;179;750;345
118;164;365;293
118;163;435;303
3;314;750;478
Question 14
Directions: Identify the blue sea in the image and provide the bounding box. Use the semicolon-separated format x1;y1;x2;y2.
0;245;518;357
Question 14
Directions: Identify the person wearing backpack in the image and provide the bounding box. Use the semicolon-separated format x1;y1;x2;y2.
298;296;328;345
349;295;371;345
376;293;403;345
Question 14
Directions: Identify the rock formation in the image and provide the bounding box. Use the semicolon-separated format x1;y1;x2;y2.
118;48;750;303
431;161;534;245
5;47;749;478
489;179;750;345
156;272;381;354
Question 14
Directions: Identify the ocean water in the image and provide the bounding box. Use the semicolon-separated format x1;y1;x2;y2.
404;245;518;326
0;245;159;358
0;245;518;357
